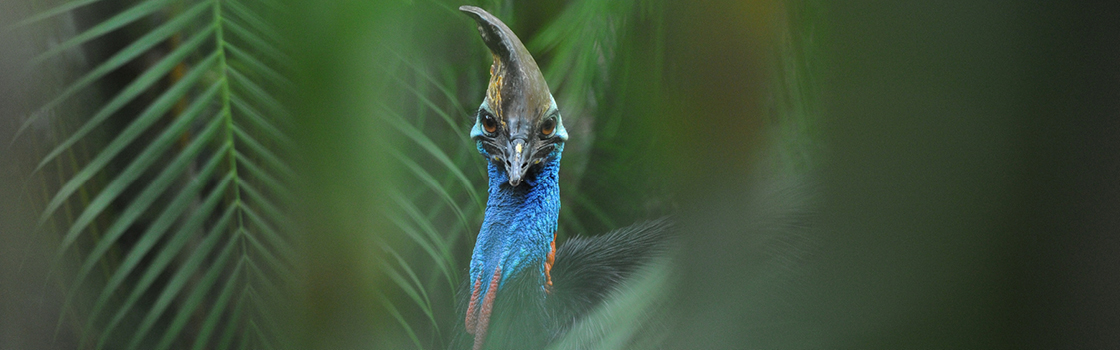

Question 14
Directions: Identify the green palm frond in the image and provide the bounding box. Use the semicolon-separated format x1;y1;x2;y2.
16;0;294;348
373;47;488;349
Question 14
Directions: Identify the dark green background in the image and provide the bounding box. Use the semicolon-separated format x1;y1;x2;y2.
2;0;1118;348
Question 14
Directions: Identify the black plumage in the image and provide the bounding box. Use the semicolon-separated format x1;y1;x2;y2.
452;220;673;350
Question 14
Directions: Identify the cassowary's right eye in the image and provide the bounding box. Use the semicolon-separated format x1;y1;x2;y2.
482;113;498;134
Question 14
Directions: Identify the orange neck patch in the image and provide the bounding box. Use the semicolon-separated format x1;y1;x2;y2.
466;266;502;350
544;234;556;292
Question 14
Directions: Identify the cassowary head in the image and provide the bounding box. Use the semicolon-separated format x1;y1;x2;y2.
461;5;568;187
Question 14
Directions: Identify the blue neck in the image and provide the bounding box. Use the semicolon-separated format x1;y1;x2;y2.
469;144;563;296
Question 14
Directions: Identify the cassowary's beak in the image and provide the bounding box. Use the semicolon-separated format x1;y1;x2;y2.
504;138;530;187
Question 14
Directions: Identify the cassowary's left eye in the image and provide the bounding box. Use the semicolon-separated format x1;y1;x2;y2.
541;118;556;137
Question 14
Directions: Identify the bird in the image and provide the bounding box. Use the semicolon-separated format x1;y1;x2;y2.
454;6;673;350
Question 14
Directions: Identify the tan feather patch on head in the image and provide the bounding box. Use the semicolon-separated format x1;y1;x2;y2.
487;54;505;120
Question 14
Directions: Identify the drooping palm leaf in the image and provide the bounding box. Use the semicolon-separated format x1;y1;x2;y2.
15;0;295;348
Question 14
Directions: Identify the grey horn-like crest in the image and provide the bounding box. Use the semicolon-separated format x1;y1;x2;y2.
459;6;553;126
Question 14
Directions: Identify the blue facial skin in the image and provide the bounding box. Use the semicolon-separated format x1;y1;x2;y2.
468;100;567;302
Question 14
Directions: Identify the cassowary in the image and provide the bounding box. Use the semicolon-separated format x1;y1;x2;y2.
454;6;672;350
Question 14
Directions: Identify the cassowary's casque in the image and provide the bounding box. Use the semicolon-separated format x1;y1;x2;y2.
455;6;671;350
